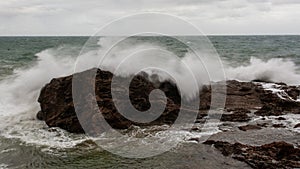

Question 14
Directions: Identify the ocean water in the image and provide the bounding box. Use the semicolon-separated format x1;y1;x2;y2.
0;36;300;168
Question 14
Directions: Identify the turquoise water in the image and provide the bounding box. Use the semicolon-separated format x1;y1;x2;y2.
211;36;300;66
0;36;300;168
1;36;300;77
0;37;88;79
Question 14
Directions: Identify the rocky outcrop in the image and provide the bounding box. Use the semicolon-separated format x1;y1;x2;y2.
220;108;251;122
37;68;300;133
204;140;300;169
255;84;300;116
37;68;182;133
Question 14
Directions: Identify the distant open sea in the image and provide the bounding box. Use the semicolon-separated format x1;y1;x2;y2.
0;36;300;168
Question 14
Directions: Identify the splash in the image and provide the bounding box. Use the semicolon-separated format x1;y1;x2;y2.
226;57;300;84
0;37;300;149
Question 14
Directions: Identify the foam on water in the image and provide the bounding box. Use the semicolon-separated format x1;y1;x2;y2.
260;82;300;101
0;163;8;169
252;114;300;133
0;37;300;150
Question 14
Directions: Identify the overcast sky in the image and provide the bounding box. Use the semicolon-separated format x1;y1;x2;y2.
0;0;300;36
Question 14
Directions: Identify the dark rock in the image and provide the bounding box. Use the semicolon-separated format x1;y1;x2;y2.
191;126;200;131
38;68;183;134
272;124;286;128
188;138;200;142
275;82;287;86
252;79;273;83
284;86;300;100
37;69;300;133
204;140;300;169
36;111;45;120
221;108;251;122
255;84;300;116
75;140;98;148
275;117;286;121
238;125;262;131
224;80;263;110
294;123;300;128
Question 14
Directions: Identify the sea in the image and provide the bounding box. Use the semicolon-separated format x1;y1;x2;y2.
0;36;299;168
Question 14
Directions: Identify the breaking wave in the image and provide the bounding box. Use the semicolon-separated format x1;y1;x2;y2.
0;37;300;149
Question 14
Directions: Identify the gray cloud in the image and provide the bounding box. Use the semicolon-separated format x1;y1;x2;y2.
0;0;299;35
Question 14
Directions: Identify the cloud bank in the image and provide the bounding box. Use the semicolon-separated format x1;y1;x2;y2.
0;0;299;35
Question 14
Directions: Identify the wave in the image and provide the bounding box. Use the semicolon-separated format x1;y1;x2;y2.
0;37;300;149
226;57;300;84
0;48;76;131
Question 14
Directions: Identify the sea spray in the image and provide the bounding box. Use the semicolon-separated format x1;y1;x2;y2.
226;57;300;84
0;36;300;149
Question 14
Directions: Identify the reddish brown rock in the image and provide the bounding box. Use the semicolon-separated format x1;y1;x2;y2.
37;69;300;133
221;108;251;122
199;80;264;110
276;117;286;121
272;124;286;128
238;124;262;131
224;81;263;109
255;84;300;116
38;68;183;134
204;140;300;169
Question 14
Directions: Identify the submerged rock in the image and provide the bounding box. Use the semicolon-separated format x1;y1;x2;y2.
294;123;300;128
275;117;286;121
238;124;262;131
37;68;300;133
204;140;300;169
221;108;251;122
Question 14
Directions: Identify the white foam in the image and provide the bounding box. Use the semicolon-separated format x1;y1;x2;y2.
91;122;222;155
226;57;300;85
0;47;79;149
0;163;8;169
0;37;300;149
260;82;299;101
263;114;300;133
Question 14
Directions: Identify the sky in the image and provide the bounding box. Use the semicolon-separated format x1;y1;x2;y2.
0;0;300;36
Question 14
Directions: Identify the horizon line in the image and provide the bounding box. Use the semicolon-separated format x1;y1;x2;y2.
0;34;300;37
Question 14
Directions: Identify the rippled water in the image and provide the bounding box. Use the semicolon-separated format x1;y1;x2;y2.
0;36;300;168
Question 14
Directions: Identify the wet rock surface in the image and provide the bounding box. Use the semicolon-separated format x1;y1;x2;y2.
37;68;300;133
238;124;262;131
37;68;300;168
38;68;182;133
204;140;300;169
220;108;251;122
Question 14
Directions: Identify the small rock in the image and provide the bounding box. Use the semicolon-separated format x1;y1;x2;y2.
191;127;200;131
238;125;262;131
275;117;286;121
75;139;98;148
47;128;58;132
221;108;251;122
188;138;200;142
36;111;45;120
272;124;285;128
294;123;300;128
204;140;300;169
